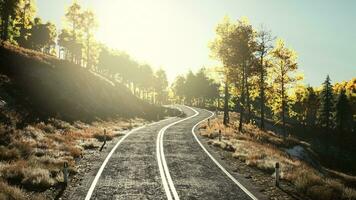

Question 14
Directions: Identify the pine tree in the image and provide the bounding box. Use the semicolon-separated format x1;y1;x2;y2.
335;89;353;132
318;75;334;129
0;0;22;41
270;39;298;136
305;86;318;127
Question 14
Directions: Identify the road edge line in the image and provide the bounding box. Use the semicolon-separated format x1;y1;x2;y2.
186;106;259;200
157;108;199;200
85;117;173;200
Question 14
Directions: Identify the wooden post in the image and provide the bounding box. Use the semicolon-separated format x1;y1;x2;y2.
275;162;280;187
100;129;107;152
219;129;222;141
63;162;68;185
208;119;210;127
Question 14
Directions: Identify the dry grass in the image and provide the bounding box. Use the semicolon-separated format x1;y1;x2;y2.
0;116;145;199
0;180;27;200
199;112;356;200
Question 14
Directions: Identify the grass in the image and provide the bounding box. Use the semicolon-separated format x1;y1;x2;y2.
0;115;146;199
0;180;27;200
0;38;176;199
199;112;356;200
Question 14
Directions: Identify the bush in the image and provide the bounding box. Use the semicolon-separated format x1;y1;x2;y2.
343;187;356;200
294;168;323;193
11;140;33;158
0;161;55;191
0;180;26;200
61;144;82;158
82;142;98;150
93;132;113;142
36;122;56;133
0;146;20;161
48;118;73;131
21;168;55;191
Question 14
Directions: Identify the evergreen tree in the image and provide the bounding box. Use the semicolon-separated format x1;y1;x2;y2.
305;86;318;127
154;69;168;105
335;89;353;132
15;0;36;47
172;76;186;104
28;17;57;54
0;0;22;41
81;10;97;69
255;28;274;130
318;75;335;129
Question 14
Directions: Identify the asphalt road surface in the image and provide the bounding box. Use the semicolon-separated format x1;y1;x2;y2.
70;106;265;200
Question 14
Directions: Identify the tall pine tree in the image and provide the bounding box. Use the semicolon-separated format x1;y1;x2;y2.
335;89;353;132
318;75;334;129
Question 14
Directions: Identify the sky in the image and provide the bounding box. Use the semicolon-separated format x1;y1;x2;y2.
37;0;356;86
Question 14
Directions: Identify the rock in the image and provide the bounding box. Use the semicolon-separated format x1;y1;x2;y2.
245;175;252;179
224;143;235;152
285;145;318;167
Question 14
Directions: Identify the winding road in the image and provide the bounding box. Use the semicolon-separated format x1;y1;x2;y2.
68;106;264;200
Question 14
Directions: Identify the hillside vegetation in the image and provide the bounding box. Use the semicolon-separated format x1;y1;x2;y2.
0;43;169;122
0;43;176;199
199;113;356;200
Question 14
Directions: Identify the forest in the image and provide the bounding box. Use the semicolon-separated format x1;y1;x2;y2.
2;1;353;135
172;17;355;136
0;0;355;200
0;0;170;105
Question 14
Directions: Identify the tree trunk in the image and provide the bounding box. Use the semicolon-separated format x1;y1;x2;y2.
86;31;90;69
2;15;10;41
281;79;286;137
239;62;246;132
260;55;265;130
246;74;251;123
223;77;229;126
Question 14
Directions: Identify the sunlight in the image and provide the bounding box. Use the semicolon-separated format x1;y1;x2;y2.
1;1;355;199
92;0;199;81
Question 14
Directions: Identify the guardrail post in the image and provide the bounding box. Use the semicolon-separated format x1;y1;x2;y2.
63;162;68;186
275;162;280;187
218;129;222;141
100;129;107;152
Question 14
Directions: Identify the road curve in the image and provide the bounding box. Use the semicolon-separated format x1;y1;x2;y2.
67;105;263;200
162;106;262;200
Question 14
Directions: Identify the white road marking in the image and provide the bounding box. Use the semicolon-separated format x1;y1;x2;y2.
85;118;173;200
157;109;199;200
185;106;259;200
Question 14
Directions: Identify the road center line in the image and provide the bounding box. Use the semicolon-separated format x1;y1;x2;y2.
157;108;199;200
185;106;259;200
85;118;173;200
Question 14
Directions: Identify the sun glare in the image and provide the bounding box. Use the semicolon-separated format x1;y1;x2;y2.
92;0;189;81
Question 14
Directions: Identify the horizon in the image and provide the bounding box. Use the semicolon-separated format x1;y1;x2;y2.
37;0;356;85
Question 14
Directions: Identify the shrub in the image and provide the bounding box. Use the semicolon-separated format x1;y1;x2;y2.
21;168;55;191
48;118;73;131
0;180;26;200
0;146;20;161
0;161;56;191
36;122;56;133
61;144;82;158
82;142;98;150
11;140;33;158
343;187;356;200
93;132;113;142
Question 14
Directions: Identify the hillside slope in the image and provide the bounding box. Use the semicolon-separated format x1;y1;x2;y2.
0;43;167;122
